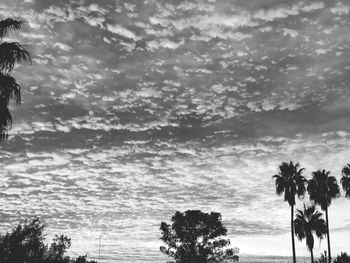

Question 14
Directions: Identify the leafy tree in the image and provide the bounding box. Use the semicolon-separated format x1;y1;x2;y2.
0;18;31;140
160;210;239;263
294;205;327;263
315;251;328;263
47;234;71;263
0;218;46;263
307;170;340;263
0;218;97;263
341;164;350;198
334;252;350;263
272;161;307;263
73;256;98;263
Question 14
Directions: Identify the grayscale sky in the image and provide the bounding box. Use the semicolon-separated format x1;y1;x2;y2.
1;0;350;262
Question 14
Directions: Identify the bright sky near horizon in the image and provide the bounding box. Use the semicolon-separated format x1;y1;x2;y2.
1;0;350;262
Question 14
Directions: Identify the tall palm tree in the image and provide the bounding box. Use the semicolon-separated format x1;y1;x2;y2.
273;161;307;263
294;205;327;263
307;170;340;263
0;18;31;140
341;164;350;198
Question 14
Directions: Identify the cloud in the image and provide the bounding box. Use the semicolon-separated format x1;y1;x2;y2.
106;24;139;40
1;0;350;260
53;42;71;51
301;2;325;12
282;28;298;38
253;5;299;21
330;2;350;15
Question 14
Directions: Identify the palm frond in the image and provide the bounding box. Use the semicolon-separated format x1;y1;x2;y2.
0;18;24;38
273;161;306;206
327;176;341;199
308;170;340;210
294;205;326;252
340;170;350;198
0;72;21;105
0;42;31;73
273;175;285;196
342;164;350;176
0;96;12;140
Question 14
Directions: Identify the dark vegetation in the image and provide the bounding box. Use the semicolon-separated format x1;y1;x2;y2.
273;161;350;263
0;218;96;263
0;18;31;140
334;253;350;263
160;210;239;263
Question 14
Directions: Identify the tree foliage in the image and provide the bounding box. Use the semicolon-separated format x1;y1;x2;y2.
315;251;328;263
0;18;31;140
308;170;340;211
273;161;307;206
341;164;350;198
334;252;350;263
0;218;97;263
294;205;326;263
160;210;239;263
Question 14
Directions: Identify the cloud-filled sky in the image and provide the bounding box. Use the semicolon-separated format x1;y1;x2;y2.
1;0;350;262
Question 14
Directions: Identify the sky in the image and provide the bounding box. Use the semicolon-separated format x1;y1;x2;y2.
0;0;350;262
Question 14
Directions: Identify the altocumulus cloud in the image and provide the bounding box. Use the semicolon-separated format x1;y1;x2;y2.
0;0;350;262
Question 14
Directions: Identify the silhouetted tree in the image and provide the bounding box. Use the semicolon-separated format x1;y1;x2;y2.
160;210;239;263
47;234;71;263
73;256;97;263
294;205;327;263
341;164;350;198
0;218;46;263
307;170;340;263
273;161;307;263
334;252;350;263
315;251;328;263
0;218;97;263
0;18;31;140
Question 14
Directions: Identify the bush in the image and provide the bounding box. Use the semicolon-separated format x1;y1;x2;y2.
334;252;350;263
0;218;97;263
315;251;327;263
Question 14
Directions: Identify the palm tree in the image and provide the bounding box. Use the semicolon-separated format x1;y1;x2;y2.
294;205;327;263
307;170;340;263
0;18;31;140
273;161;307;263
341;164;350;198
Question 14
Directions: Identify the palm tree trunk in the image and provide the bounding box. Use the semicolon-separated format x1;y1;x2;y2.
311;249;314;263
291;205;296;263
325;207;331;263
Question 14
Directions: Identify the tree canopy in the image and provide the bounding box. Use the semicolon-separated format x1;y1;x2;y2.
160;210;239;263
0;218;97;263
294;205;326;263
273;161;307;206
308;170;340;211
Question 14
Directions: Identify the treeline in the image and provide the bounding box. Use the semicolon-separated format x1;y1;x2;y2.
0;218;97;263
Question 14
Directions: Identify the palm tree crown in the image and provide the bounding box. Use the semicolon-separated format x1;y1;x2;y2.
294;205;327;263
294;205;327;250
341;164;350;198
0;18;31;140
307;170;340;210
273;161;307;206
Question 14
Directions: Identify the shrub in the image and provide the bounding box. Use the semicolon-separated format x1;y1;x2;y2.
0;218;97;263
334;252;350;263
